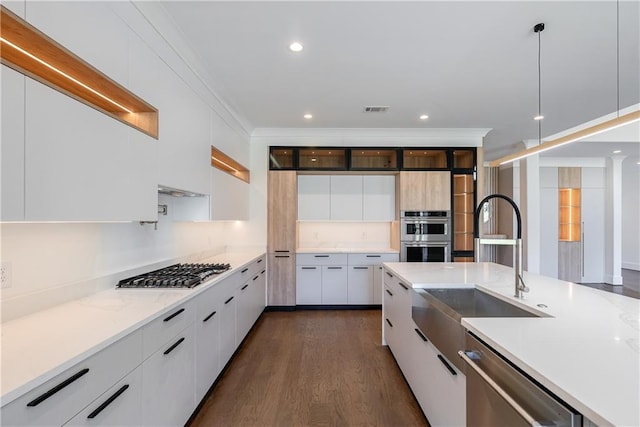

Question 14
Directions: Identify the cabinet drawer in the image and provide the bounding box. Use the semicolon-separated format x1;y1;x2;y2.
142;299;195;359
1;330;142;427
296;253;348;266
348;253;399;266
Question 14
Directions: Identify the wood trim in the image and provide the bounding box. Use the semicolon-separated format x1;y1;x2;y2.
489;110;640;167
0;6;158;138
211;147;250;183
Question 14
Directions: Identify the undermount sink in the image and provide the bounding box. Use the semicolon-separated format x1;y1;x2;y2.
421;288;541;322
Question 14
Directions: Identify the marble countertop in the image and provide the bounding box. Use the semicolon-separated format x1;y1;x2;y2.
383;262;640;427
0;250;265;406
296;247;399;254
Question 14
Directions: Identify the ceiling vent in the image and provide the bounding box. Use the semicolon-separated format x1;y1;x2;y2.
363;106;390;113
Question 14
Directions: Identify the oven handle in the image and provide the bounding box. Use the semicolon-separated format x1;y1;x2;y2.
402;243;450;247
458;350;542;427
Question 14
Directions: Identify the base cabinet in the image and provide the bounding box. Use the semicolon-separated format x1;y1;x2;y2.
195;297;221;403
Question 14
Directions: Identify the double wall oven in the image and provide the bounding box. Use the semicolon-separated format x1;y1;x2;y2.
400;211;451;262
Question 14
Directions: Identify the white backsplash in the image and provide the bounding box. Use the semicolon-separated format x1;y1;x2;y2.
297;221;392;249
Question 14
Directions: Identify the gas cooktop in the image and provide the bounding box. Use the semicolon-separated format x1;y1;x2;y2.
117;263;231;289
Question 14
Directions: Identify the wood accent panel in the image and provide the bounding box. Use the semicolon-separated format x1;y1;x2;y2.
351;149;397;169
558;241;581;282
558;167;581;188
399;171;451;211
267;254;296;306
0;6;158;138
190;310;428;427
267;171;297;252
211;147;250;183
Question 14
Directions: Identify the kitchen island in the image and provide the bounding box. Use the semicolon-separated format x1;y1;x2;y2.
382;262;639;427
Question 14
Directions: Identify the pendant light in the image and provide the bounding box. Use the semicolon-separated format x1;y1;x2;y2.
533;23;545;144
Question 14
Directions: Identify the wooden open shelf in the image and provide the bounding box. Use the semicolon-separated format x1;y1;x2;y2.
211;146;250;183
0;6;158;138
558;188;581;242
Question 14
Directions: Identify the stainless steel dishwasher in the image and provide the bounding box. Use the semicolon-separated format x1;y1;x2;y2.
459;332;582;427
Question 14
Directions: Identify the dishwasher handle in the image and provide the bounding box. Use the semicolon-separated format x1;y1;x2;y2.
458;350;542;427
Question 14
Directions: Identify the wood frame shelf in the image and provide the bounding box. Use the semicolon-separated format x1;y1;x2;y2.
0;6;158;138
211;146;250;183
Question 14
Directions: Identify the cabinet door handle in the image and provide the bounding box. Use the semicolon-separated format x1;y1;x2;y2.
385;289;393;297
437;354;457;376
261;270;265;275
163;308;185;322
275;255;290;258
241;268;249;274
378;266;383;270
353;266;369;270
414;328;428;342
241;284;249;290
203;310;217;322
327;266;342;270
301;267;317;270
86;384;129;419
385;318;393;327
366;255;381;258
225;296;234;304
314;255;330;258
257;259;263;263
274;250;290;253
253;275;259;281
163;337;185;356
27;368;90;407
385;272;393;278
398;282;409;291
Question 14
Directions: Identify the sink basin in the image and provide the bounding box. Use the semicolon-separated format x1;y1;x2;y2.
422;288;541;322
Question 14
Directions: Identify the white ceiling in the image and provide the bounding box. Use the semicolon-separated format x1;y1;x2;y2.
158;1;640;161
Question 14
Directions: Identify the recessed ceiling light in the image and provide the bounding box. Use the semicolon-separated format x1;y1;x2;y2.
534;115;544;121
637;161;640;165
419;114;429;120
613;150;622;154
303;113;312;119
289;42;303;52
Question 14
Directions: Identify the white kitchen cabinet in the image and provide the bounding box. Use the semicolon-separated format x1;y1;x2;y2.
1;65;25;221
236;278;254;343
321;266;348;304
363;175;396;221
142;299;196;360
347;266;373;304
373;265;384;304
195;289;222;403
582;188;605;283
298;175;331;220
296;266;322;304
219;287;237;367
3;0;25;17
64;367;142;427
254;267;267;319
330;176;363;220
210;167;249;220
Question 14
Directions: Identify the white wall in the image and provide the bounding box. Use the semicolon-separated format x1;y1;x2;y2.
622;157;640;270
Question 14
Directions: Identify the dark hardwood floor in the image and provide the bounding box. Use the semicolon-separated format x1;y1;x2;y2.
190;310;428;427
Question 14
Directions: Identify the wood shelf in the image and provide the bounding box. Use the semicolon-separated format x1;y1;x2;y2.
558;188;581;242
0;5;158;138
211;147;250;183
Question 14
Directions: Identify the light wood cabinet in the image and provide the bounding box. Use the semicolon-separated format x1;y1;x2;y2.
268;253;296;306
399;171;451;211
268;171;297;252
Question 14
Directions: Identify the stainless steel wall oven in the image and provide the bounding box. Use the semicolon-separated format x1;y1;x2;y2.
400;211;451;262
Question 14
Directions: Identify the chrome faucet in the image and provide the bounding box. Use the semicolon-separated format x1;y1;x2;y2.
474;194;529;298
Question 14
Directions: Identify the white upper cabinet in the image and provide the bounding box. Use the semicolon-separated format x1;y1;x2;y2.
298;175;331;220
1;66;25;221
3;0;25;17
330;176;363;220
210;168;249;220
363;175;396;221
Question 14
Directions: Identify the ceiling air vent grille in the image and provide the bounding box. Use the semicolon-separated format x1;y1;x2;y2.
363;106;390;113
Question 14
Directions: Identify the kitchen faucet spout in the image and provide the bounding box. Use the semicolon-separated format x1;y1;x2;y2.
474;194;529;299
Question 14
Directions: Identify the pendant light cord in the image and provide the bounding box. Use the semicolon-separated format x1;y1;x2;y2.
617;0;620;117
538;28;542;144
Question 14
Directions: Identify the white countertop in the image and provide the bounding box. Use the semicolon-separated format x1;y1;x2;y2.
0;250;265;406
296;247;399;254
383;262;640;427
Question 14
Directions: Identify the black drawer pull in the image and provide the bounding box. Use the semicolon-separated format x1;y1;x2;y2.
314;255;330;258
275;255;290;258
203;310;217;322
27;368;90;407
385;318;393;327
437;354;457;376
225;296;234;304
414;328;428;342
253;275;259;281
327;266;342;270
163;308;185;322
385;289;393;297
257;259;263;263
366;255;381;258
385;272;393;278
261;270;265;274
353;266;369;270
301;267;317;270
274;250;290;253
163;337;185;355
87;384;129;419
398;282;409;291
241;268;249;273
378;266;383;270
241;284;249;290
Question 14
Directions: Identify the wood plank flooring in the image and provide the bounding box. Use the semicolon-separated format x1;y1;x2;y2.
189;310;428;427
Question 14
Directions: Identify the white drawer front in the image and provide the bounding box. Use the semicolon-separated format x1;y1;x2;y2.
347;253;399;266
296;253;348;266
1;330;142;427
142;299;195;360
